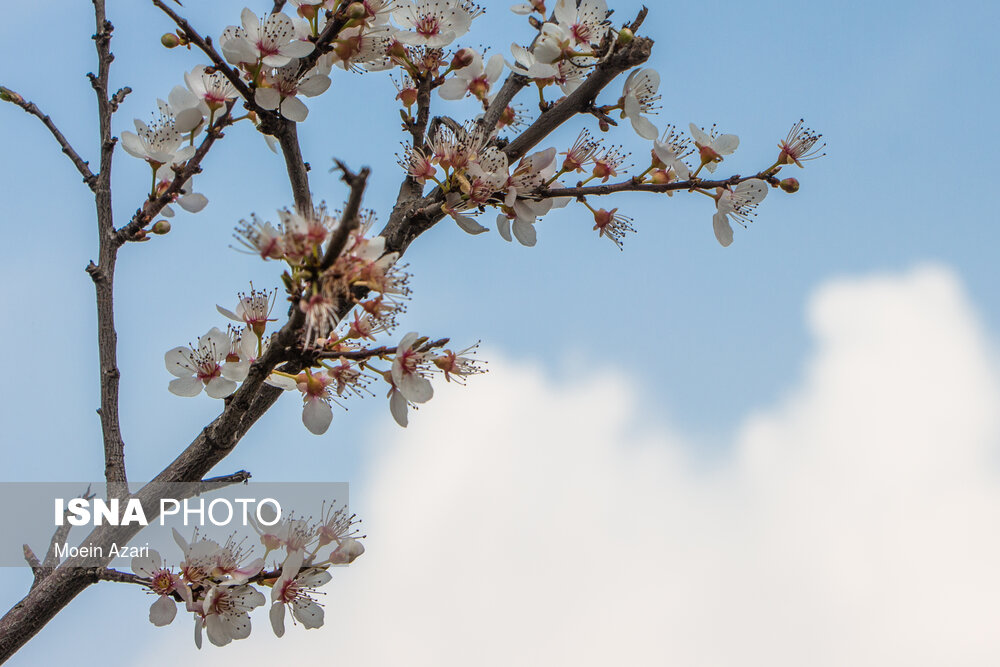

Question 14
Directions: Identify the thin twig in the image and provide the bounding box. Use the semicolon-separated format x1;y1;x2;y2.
151;0;256;106
541;172;781;198
114;106;235;245
315;338;450;361
321;161;371;271
0;87;97;191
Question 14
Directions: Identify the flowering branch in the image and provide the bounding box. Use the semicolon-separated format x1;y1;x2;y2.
114;105;236;246
0;87;98;191
151;0;257;106
543;171;781;198
315;337;449;361
504;33;652;162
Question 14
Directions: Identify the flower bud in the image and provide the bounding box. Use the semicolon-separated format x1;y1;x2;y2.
345;1;367;20
0;87;23;104
598;119;610;132
650;169;672;185
160;33;180;48
151;220;171;235
396;87;418;107
388;40;408;60
617;27;634;45
779;177;800;193
450;48;476;70
297;4;319;20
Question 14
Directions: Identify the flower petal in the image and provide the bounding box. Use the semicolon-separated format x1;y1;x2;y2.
712;211;734;247
149;595;177;627
302;398;333;435
205;377;238;399
169;376;203;397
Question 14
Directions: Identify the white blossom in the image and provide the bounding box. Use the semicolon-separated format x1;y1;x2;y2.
712;179;768;247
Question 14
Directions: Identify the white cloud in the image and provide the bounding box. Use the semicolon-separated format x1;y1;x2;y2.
143;264;1000;665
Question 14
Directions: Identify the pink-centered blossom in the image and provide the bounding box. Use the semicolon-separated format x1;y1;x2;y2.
620;68;660;140
391;0;481;48
712;178;767;247
222;9;314;68
164;327;246;399
269;550;332;637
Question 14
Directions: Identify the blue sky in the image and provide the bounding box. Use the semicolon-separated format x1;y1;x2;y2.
1;1;999;664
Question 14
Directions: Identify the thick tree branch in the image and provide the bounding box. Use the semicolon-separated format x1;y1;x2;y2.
87;0;128;501
479;74;528;136
0;87;97;191
276;121;313;211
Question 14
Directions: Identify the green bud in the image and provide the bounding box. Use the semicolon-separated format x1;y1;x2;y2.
161;33;180;48
617;28;634;45
151;220;171;235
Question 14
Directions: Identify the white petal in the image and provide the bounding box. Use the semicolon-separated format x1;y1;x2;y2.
454;214;489;235
175;108;204;134
177;192;208;213
297;74;331;97
713;133;740;155
688;122;709;145
712;211;734;247
280;40;316;58
292;599;325;629
205;614;232;647
399;373;433;404
120;131;148;160
169;377;203;397
302;398;333;435
280;95;309;122
389;389;408;427
223;611;252;640
164;347;195;377
735;178;768;205
438;77;469;100
223;359;250;383
485;53;505;83
496;215;513;242
255;88;281;111
630;113;658;140
131;553;158;577
266;373;299;390
149;595;177;627
512;219;537;247
205;377;238;399
269;602;286;637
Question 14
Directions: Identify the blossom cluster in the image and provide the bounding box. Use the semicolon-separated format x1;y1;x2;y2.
167;206;483;432
132;504;363;647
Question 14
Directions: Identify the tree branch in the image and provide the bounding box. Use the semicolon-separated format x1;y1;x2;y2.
541;171;781;199
321;161;371;271
87;0;129;501
151;0;257;107
0;87;97;191
114;106;235;245
504;35;653;163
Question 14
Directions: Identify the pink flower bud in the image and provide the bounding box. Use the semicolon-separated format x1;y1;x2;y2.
451;48;476;70
779;177;800;193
